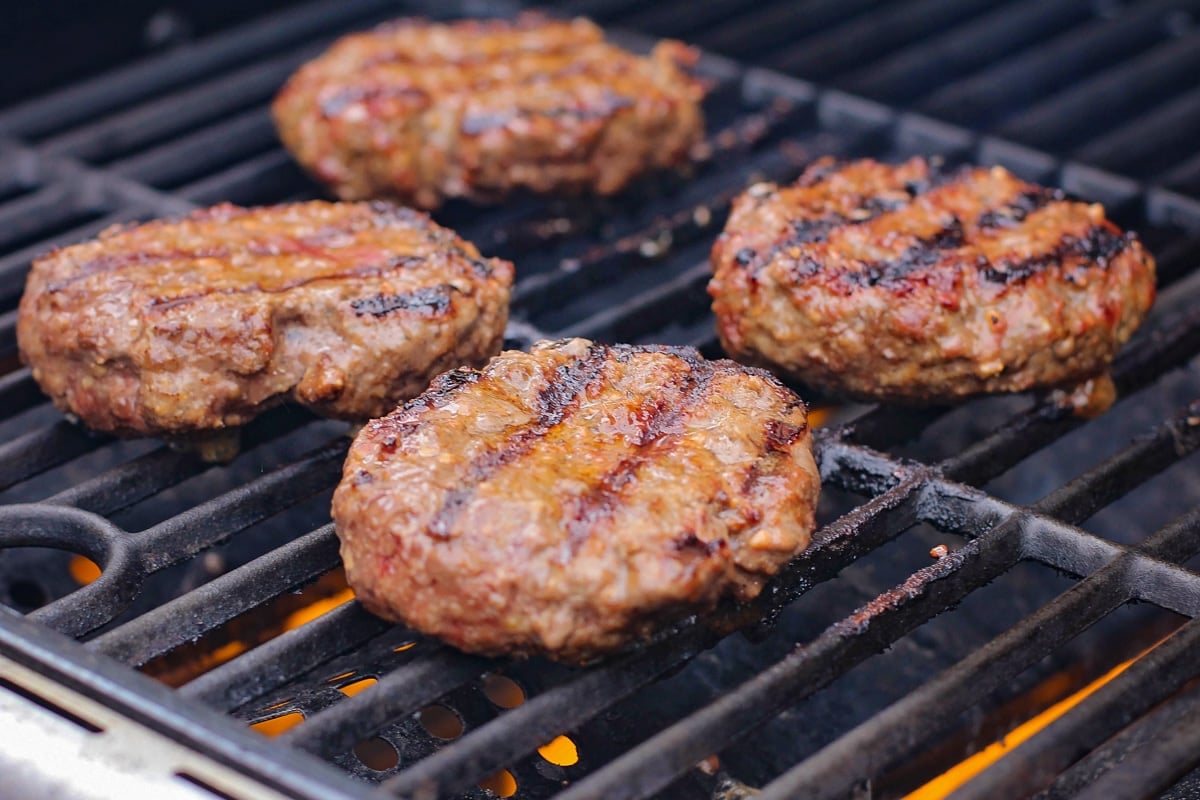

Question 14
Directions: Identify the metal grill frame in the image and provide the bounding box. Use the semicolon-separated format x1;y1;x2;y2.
1;0;1200;798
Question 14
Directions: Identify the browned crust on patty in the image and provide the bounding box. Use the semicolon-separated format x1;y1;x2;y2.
332;338;820;662
17;201;513;437
272;13;706;208
708;157;1157;404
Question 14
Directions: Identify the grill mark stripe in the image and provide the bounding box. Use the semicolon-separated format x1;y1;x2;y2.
350;284;457;318
748;160;963;273
144;257;431;311
777;175;1127;291
975;187;1062;230
563;359;722;557
980;224;1132;284
46;247;232;292
45;207;425;292
461;90;634;135
834;219;967;289
735;415;812;546
427;344;613;539
379;368;484;445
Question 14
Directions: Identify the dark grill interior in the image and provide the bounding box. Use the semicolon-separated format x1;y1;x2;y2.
3;0;1200;798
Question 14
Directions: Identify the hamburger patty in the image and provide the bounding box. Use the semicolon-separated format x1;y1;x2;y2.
332;338;820;662
708;157;1157;406
272;14;706;209
18;201;513;444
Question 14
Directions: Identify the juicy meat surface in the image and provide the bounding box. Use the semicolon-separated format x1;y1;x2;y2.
332;338;820;662
18;201;513;439
709;157;1157;405
272;14;706;209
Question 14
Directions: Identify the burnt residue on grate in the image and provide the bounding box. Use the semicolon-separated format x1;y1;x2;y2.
1;0;1200;799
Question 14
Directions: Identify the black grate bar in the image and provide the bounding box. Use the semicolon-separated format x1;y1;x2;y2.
1164;151;1200;198
1148;234;1200;288
552;523;1026;800
380;626;714;798
692;0;885;61
0;184;87;252
0;310;15;356
748;412;1200;800
839;406;951;452
41;43;328;163
281;644;489;758
996;31;1200;154
134;439;346;573
110;108;276;186
0;608;372;800
839;0;1093;105
180;601;391;712
615;0;759;39
0;369;44;418
178;149;305;206
550;0;653;23
0;422;108;493
950;616;1200;800
0;0;402;140
1073;84;1200;178
1047;680;1200;800
509;140;826;316
89;525;341;666
45;446;208;515
1070;683;1200;800
766;0;997;82
42;410;317;515
0;209;152;307
754;558;1134;800
915;0;1194;128
1032;404;1200;524
555;258;710;341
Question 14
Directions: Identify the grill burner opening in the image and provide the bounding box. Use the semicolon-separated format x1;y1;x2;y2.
3;0;1200;798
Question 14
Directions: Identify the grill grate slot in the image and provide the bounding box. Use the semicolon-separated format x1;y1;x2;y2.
1;0;1200;799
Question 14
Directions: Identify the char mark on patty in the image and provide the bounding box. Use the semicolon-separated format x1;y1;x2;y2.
351;284;459;318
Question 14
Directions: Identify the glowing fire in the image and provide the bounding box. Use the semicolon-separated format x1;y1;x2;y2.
905;650;1148;799
808;406;832;429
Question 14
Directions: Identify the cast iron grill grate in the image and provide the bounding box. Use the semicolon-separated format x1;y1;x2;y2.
1;0;1200;798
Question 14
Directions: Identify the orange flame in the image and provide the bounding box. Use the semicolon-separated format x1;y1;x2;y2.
905;645;1155;799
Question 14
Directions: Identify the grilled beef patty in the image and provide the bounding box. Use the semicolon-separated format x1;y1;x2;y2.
332;338;820;662
272;14;706;209
708;157;1156;406
18;201;513;444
